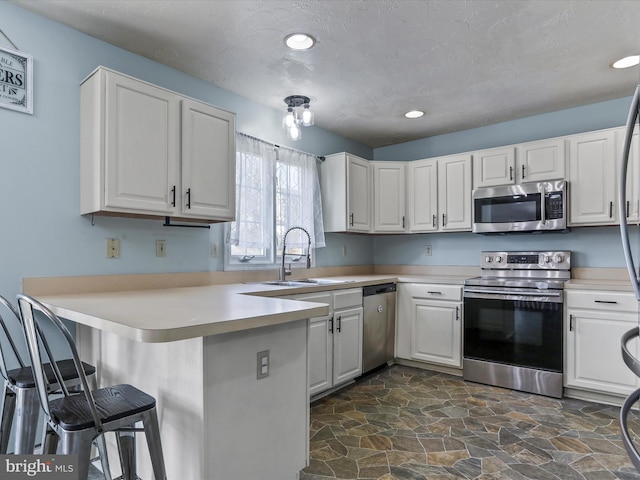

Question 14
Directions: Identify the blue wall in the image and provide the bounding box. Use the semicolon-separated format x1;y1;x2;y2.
1;1;636;309
0;3;375;302
374;97;632;161
373;227;638;269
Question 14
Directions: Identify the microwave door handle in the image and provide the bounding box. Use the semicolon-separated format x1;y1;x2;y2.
619;83;640;301
540;186;546;225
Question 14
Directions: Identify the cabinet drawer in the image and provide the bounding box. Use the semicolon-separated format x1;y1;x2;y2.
566;290;638;313
333;288;363;310
290;291;333;307
403;283;462;301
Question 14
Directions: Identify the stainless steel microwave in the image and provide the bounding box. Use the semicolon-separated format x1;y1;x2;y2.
472;180;567;233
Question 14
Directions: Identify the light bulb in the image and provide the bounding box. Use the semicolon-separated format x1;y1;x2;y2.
284;107;296;128
302;105;314;126
288;123;301;141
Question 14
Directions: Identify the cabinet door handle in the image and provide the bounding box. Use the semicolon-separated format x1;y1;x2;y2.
609;201;613;218
432;214;436;228
509;166;513;181
442;213;446;227
427;291;443;295
171;186;176;207
186;188;192;209
569;314;573;331
402;216;405;229
521;165;525;180
349;213;354;226
594;300;618;304
329;316;334;333
455;306;460;321
627;200;631;218
336;316;342;333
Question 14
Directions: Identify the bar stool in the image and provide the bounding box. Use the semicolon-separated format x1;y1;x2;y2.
0;295;110;478
17;294;167;480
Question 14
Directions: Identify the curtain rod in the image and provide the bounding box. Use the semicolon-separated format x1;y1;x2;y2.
237;132;325;161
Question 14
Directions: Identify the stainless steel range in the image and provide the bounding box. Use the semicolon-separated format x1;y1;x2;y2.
463;251;571;398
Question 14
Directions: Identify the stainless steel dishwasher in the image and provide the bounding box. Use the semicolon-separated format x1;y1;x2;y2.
362;283;397;374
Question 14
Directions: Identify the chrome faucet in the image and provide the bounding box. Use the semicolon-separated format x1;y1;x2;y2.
280;226;312;281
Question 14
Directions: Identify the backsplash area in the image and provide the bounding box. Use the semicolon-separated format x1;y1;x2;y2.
373;225;633;268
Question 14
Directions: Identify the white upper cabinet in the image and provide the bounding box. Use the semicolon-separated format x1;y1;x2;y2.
616;127;640;222
372;162;406;233
406;159;438;233
472;147;515;188
80;67;236;222
438;154;473;231
406;154;472;233
320;153;372;232
473;139;565;188
181;99;236;220
568;129;617;226
516;138;566;183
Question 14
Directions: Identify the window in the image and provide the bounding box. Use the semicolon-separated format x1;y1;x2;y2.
225;133;325;269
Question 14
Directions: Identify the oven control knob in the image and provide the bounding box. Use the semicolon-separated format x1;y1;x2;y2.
554;254;564;264
485;256;492;263
544;255;551;263
495;255;503;263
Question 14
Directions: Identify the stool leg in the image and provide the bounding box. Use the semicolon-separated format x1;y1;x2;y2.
0;386;16;453
59;431;93;480
13;387;39;454
142;408;167;480
116;430;137;480
41;423;58;454
94;434;112;480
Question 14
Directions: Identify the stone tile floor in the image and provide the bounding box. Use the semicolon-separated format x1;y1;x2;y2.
300;365;640;480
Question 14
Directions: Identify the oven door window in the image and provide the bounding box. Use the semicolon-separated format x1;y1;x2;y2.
464;297;562;372
474;194;541;224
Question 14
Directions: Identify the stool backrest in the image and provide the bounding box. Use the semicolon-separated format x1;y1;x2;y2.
0;295;27;381
16;294;103;429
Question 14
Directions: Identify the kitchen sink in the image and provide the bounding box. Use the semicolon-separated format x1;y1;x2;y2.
296;278;354;285
256;280;311;287
253;278;354;287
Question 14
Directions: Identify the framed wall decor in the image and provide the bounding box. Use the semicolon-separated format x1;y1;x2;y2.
0;45;33;114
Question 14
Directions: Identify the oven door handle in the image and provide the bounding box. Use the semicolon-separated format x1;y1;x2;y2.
464;288;563;302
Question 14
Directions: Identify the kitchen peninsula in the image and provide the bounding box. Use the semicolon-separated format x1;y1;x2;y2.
29;280;333;480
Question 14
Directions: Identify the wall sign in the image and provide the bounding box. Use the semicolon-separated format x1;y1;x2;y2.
0;46;33;114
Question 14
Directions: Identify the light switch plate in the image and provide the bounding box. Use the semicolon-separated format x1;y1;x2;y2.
156;240;167;257
257;350;269;379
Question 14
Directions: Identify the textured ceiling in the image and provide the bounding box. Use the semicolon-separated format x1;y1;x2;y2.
10;0;640;148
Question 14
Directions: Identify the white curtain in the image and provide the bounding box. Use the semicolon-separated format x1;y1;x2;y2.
229;134;274;249
230;133;325;251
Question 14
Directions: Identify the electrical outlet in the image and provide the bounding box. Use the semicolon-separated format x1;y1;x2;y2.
156;240;166;257
106;238;120;258
211;242;218;258
257;350;269;379
425;245;432;256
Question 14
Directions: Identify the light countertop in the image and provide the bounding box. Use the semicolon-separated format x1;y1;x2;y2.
36;273;470;343
565;279;636;292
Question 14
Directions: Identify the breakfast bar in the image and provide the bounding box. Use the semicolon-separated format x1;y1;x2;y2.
34;283;329;480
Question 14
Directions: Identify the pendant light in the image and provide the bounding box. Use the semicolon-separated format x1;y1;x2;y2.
283;95;313;141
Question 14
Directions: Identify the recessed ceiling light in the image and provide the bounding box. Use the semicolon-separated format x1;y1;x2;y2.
612;55;640;69
284;33;316;51
405;110;425;119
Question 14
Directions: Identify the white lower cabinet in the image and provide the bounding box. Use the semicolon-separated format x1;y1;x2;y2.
397;283;463;369
565;289;640;397
287;288;363;397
